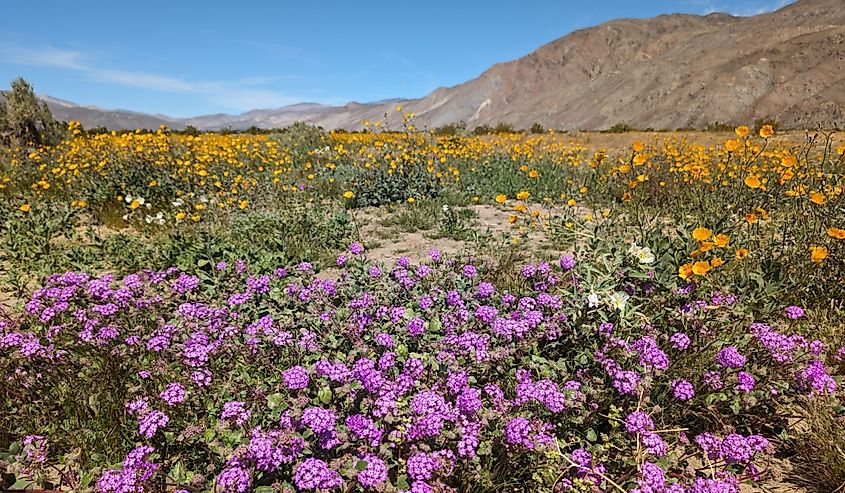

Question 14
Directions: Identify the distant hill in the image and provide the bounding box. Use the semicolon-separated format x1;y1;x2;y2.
39;96;179;130
32;0;845;131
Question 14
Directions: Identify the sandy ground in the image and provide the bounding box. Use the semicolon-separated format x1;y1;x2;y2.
550;129;845;151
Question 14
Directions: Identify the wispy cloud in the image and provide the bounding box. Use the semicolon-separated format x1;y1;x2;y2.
730;0;791;16
0;43;306;112
691;0;793;17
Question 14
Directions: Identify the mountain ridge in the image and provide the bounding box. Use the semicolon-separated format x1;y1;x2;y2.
27;0;845;131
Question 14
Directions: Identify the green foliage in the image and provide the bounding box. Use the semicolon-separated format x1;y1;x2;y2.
789;400;845;492
529;122;546;134
276;122;327;151
472;122;518;135
706;121;736;132
352;165;441;207
181;125;201;136
754;118;780;133
431;121;466;136
0;77;65;147
0;203;354;299
602;123;638;133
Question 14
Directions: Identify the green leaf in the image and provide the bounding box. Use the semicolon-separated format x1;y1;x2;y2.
397;474;410;490
79;471;94;488
586;429;597;442
11;478;33;489
356;460;368;471
318;386;332;405
267;393;286;410
730;400;741;415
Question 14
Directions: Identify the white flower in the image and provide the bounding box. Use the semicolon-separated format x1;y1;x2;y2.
171;198;184;207
124;194;133;204
145;212;165;225
628;243;655;264
587;292;600;308
635;247;655;264
608;291;630;312
442;204;450;212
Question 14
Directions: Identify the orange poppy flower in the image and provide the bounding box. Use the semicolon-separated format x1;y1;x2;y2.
810;245;828;263
744;175;761;189
810;192;826;205
692;261;711;276
692;227;712;241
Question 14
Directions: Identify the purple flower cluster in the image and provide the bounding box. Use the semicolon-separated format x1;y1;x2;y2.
798;360;838;395
784;305;805;319
634;336;669;371
671;379;695;401
282;365;310;390
216;462;252;493
670;332;691;350
159;382;186;406
138;410;169;439
357;454;388;487
504;416;554;449
715;346;747;369
625;411;654;434
221;401;251;426
97;446;159;493
695;432;769;463
5;246;841;493
293;458;343;490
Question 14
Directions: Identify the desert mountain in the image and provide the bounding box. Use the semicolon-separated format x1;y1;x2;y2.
35;0;845;131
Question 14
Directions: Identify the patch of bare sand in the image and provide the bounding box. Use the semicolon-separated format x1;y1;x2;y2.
366;232;468;265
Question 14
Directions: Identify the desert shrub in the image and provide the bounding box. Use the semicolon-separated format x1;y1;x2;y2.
789;400;845;492
431;122;466;136
351;165;441;207
493;122;516;134
471;124;493;136
180;125;201;136
706;122;735;132
529;123;546;134
0;77;65;148
471;123;517;135
754;118;780;134
602;123;638;133
275;122;328;157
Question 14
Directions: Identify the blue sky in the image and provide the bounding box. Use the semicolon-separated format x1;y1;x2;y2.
0;0;792;117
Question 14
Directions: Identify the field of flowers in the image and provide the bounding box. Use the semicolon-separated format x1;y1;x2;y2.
1;120;844;492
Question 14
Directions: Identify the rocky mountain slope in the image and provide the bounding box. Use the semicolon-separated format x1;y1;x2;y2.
35;0;845;130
